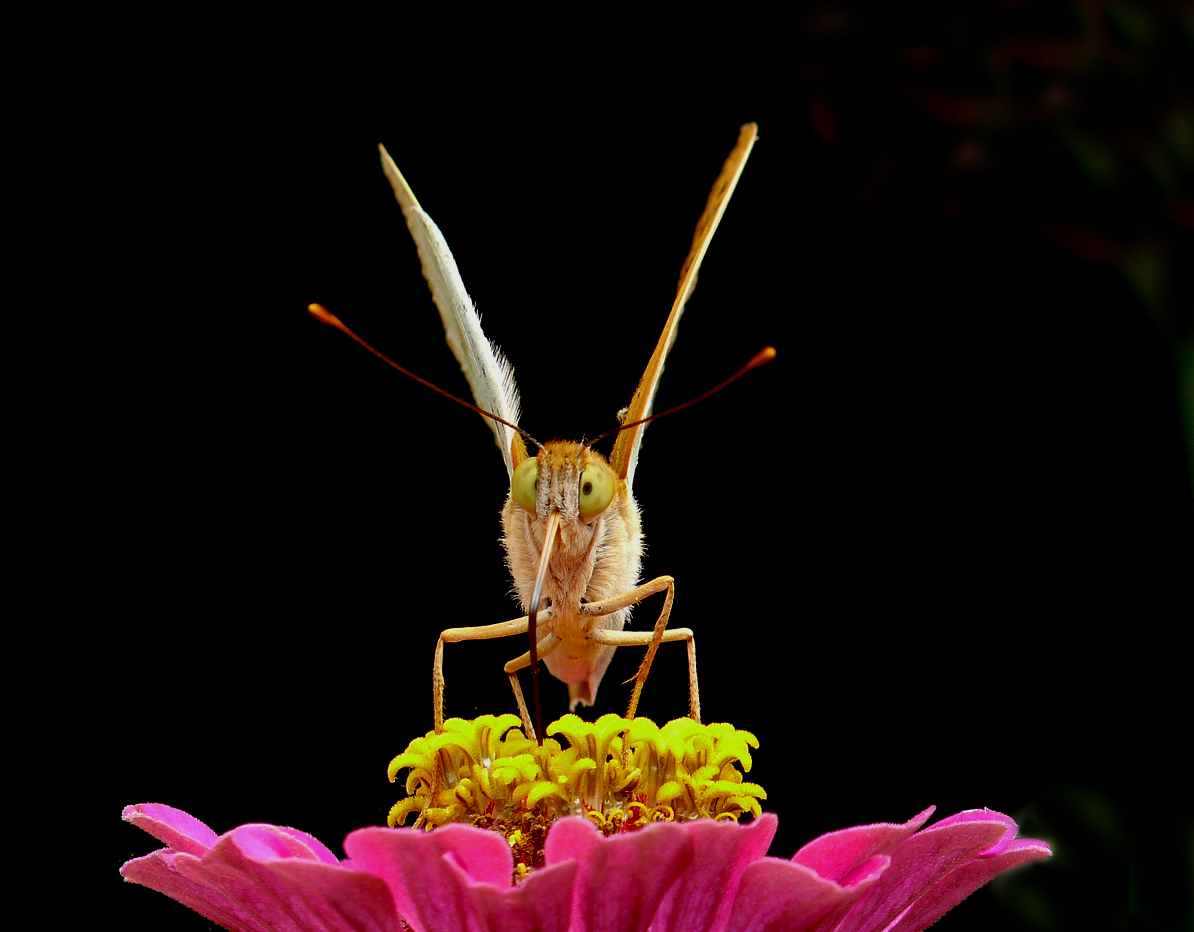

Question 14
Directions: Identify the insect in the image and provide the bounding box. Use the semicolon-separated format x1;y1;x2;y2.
311;124;764;740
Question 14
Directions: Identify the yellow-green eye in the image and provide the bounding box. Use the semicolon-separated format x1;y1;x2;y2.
578;464;615;522
512;456;539;513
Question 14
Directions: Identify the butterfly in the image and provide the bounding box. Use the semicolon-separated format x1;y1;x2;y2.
312;124;761;740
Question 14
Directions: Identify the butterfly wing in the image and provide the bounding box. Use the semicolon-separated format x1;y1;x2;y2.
609;123;758;490
380;145;524;479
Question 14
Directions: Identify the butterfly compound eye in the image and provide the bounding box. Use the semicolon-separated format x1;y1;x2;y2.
512;456;539;513
578;464;615;522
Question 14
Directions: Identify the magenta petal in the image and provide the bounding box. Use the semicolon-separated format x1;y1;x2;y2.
471;859;581;932
831;818;1010;932
924;808;1018;856
267;826;343;866
173;827;395;932
724;854;889;932
544;816;693;932
223;824;341;864
887;836;1053;932
122;848;271;932
650;814;778;932
123;808;402;932
266;858;409;932
122;803;220;856
793;806;935;884
345;823;517;932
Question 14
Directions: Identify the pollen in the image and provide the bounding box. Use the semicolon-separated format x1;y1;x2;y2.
387;714;766;865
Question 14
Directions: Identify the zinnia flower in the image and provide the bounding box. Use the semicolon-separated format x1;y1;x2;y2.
121;715;1050;932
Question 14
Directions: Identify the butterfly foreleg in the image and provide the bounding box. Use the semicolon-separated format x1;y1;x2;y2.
581;576;700;724
434;616;532;733
502;632;561;741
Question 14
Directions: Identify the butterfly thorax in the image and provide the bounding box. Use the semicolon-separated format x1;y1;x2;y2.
501;441;643;707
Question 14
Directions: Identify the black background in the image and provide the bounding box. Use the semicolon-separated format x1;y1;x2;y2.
106;6;1189;931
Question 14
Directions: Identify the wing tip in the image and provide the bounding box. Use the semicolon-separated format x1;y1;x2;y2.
379;143;420;213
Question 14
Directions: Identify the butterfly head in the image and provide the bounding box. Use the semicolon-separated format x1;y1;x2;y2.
511;441;620;531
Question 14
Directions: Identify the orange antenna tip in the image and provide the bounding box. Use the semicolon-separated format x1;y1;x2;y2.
749;346;777;369
308;303;341;327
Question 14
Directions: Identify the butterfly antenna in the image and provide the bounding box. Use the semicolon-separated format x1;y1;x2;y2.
588;346;776;447
308;303;543;449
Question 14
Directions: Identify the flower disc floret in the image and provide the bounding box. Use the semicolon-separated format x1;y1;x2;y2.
387;713;766;838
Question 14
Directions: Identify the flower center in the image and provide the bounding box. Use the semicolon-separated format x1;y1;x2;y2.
388;713;766;879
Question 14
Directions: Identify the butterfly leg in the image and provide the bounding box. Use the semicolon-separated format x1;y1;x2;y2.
502;633;561;741
507;672;534;743
581;575;699;723
434;617;532;733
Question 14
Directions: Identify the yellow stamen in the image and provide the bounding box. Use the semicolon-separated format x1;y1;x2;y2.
388;713;766;837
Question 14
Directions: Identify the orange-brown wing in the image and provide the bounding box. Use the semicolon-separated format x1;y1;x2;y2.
609;123;758;488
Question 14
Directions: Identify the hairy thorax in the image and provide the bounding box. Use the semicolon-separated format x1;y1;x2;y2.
501;442;642;704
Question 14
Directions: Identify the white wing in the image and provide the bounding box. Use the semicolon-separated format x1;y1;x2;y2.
380;144;522;479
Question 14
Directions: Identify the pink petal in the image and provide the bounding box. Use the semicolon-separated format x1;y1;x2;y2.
123;848;270;932
122;802;341;865
471;860;581;932
544;816;693;932
173;828;395;932
123;808;401;932
831;817;1010;932
221;824;340;864
923;808;1018;856
723;854;889;932
122;803;220;856
270;827;343;866
793;807;935;884
887;836;1053;932
650;814;778;932
346;822;585;932
266;858;409;932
